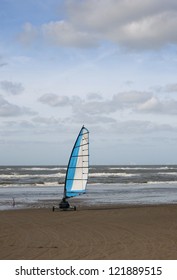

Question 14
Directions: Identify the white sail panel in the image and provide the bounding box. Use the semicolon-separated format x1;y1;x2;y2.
64;126;89;198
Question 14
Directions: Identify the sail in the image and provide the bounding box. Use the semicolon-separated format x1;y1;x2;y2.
64;126;89;198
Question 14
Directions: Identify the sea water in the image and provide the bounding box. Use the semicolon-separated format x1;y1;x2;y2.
1;165;177;210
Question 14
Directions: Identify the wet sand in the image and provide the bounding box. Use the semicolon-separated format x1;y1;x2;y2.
0;204;177;259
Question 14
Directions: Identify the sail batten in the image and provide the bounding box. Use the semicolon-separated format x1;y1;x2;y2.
69;154;89;158
64;126;89;198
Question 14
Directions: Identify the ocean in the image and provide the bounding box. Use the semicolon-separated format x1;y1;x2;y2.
1;165;177;210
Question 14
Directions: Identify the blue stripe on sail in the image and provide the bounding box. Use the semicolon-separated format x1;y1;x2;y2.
65;131;83;198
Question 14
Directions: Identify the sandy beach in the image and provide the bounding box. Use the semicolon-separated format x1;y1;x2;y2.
0;204;177;260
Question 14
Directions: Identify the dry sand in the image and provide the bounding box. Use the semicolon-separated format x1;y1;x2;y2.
0;204;177;260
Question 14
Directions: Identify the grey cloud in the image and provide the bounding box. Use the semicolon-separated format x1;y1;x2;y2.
108;91;177;115
124;80;134;86
38;93;71;107
73;91;153;115
38;93;116;118
164;83;177;93
111;91;177;115
32;116;59;125
63;0;177;50
0;96;36;117
0;80;24;95
72;111;116;124
106;10;177;50
112;91;152;107
18;0;177;50
0;62;8;67
38;91;177;116
138;96;177;115
74;100;114;115
0;120;35;137
86;92;103;100
0;55;8;67
112;120;174;135
67;0;177;30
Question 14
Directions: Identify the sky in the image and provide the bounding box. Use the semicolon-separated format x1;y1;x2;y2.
1;0;177;165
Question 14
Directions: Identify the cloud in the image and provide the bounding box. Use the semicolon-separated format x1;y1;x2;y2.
111;91;177;115
67;0;177;49
0;55;8;67
112;91;177;115
38;91;177;117
41;21;98;48
104;10;177;49
72;111;116;124
71;91;156;116
124;80;134;87
38;93;71;106
112;91;152;107
66;0;177;30
138;96;177;114
58;0;177;49
0;62;8;67
18;22;38;46
163;83;177;93
111;120;174;135
86;92;103;100
0;80;24;95
18;0;177;50
0;95;36;117
32;116;59;125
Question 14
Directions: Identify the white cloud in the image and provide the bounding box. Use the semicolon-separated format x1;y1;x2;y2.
18;22;38;46
41;20;98;48
138;96;158;111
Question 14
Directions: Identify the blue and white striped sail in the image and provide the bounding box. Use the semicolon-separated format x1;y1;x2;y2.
64;126;89;198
